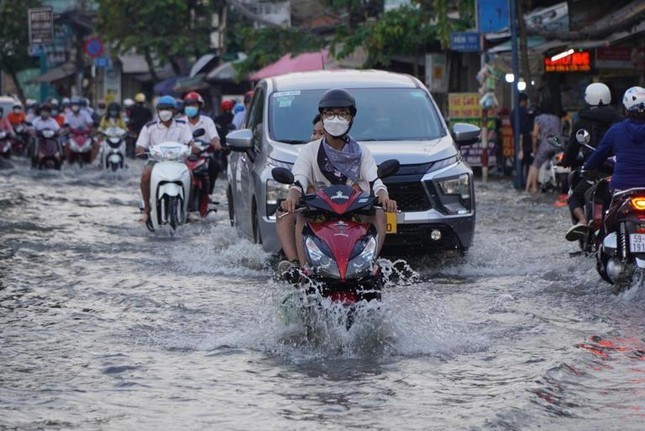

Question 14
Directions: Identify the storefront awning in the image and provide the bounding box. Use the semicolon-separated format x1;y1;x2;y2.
29;62;77;84
174;74;209;92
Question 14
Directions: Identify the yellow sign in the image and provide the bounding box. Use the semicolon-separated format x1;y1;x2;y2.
448;93;481;120
386;212;397;234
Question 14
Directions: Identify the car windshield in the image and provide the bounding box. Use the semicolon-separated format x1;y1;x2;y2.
269;88;445;143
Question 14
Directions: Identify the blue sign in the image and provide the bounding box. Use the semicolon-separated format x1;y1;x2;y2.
450;32;481;52
477;0;510;33
94;56;110;68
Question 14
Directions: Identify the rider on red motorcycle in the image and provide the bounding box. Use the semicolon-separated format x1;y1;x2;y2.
182;92;222;195
63;97;96;163
276;88;397;278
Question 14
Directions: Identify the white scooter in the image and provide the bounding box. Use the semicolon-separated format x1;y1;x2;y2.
145;141;192;232
99;126;127;171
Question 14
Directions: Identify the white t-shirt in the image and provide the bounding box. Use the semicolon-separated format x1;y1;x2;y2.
63;111;94;130
135;119;193;150
292;139;387;195
31;117;60;132
186;115;219;142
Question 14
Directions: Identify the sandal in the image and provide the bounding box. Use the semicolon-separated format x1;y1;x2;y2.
142;212;155;232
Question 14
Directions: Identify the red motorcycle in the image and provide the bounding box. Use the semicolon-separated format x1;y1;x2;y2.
271;159;400;311
596;185;645;292
66;128;94;166
184;133;217;218
0;130;11;159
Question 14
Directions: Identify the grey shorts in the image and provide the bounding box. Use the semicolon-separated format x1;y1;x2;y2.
531;143;555;168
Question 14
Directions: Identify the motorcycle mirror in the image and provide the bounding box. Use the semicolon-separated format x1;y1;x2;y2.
377;159;400;179
271;167;294;185
576;129;591;145
192;128;206;138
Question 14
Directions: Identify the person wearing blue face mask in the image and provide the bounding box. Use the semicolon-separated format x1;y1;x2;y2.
183;92;222;195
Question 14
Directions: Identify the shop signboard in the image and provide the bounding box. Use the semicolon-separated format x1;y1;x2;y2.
28;8;54;46
544;50;590;72
448;93;496;168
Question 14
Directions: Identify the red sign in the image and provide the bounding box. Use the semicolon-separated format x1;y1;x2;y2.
84;37;104;58
544;51;591;72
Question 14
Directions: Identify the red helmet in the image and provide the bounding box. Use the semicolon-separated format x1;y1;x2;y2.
183;91;204;107
220;100;234;112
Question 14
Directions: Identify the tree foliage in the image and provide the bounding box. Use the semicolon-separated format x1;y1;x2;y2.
232;25;325;79
96;0;211;79
0;0;42;101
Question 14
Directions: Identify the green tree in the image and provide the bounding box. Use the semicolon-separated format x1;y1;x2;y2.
96;0;211;82
0;1;42;102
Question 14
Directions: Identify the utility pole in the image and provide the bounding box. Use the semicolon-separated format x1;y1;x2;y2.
510;0;522;190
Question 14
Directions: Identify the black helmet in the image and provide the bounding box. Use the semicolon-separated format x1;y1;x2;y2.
318;88;357;116
108;101;121;112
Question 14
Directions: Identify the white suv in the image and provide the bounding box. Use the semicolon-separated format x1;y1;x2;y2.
225;70;480;255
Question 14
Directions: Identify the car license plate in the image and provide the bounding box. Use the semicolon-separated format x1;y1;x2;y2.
386;212;397;234
629;233;645;253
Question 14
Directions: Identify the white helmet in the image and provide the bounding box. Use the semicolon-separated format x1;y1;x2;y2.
123;98;135;107
622;86;645;113
584;82;611;106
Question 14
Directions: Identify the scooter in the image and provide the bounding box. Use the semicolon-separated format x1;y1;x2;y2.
11;122;31;157
66;128;94;166
596;186;645;293
538;135;569;193
99;126;127;171
0;130;11;159
271;159;400;327
34;128;64;170
184;138;217;218
144;141;193;232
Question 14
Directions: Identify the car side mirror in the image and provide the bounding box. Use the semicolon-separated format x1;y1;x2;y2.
451;123;481;146
226;129;253;152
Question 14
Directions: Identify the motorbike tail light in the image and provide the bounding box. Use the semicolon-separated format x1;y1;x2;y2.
554;153;564;163
629;197;645;211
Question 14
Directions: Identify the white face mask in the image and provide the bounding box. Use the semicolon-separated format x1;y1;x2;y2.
323;117;350;138
158;110;173;122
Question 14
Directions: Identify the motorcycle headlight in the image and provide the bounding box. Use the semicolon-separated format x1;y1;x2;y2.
346;236;377;280
43;129;55;138
0;131;6;138
266;179;291;220
305;236;339;279
437;174;470;199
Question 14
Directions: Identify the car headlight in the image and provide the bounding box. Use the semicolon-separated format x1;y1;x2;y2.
346;236;377;280
427;155;459;173
266;179;291;220
305;236;339;279
437;174;470;199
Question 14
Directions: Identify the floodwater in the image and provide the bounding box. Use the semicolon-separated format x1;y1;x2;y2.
1;158;643;430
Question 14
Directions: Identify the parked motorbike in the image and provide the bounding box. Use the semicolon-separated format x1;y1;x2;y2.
143;141;193;232
538;135;569;193
0;130;11;159
184;135;217;218
595;187;645;292
99;126;127;171
271;159;400;328
34;128;64;170
66;128;94;166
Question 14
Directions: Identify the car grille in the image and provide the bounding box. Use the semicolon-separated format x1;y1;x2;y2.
386;182;431;211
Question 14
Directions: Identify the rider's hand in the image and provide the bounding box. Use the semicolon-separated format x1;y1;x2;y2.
135;146;145;158
280;188;301;214
211;138;222;151
377;190;397;212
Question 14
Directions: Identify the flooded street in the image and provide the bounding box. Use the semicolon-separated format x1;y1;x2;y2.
1;158;643;430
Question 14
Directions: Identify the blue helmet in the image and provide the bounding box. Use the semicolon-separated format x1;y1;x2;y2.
156;95;176;110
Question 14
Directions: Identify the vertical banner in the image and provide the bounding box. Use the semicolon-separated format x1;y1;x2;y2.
425;53;448;93
103;68;122;104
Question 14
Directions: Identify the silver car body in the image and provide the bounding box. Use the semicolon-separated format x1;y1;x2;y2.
226;70;478;255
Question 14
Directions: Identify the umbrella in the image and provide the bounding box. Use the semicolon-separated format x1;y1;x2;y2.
249;49;336;80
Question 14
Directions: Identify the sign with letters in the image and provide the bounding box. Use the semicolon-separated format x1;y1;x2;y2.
28;8;54;45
